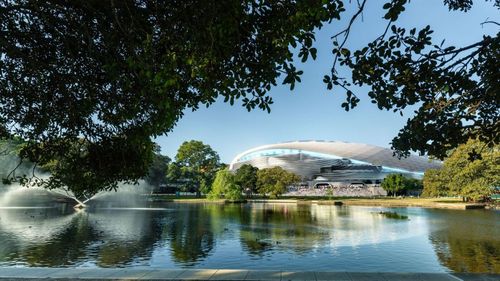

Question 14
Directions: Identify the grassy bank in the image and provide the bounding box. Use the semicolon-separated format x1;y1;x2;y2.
255;197;489;210
149;194;496;209
149;194;247;204
329;197;488;210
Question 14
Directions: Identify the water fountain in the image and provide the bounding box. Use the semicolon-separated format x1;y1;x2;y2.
0;180;153;210
0;181;88;208
0;150;153;209
0;147;98;208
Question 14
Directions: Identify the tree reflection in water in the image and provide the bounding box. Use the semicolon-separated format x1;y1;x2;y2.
427;209;500;273
238;204;329;256
90;209;164;266
0;203;498;273
164;204;214;265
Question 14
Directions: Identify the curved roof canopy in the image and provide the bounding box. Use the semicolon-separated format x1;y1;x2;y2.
230;140;441;173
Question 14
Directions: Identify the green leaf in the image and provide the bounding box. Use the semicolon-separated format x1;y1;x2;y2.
310;48;317;60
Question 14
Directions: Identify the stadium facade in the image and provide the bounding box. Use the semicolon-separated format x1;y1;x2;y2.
229;140;441;190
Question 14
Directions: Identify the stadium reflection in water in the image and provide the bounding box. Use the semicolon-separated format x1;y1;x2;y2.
0;203;498;273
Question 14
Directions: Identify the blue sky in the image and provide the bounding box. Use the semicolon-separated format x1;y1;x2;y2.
156;1;498;163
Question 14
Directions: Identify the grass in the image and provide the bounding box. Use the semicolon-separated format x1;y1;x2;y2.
317;197;488;209
150;194;205;200
148;194;491;209
149;194;248;204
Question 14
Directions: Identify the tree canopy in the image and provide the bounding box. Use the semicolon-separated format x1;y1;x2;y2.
1;0;498;194
256;167;300;198
144;145;171;190
0;0;340;193
207;168;243;201
422;169;450;198
381;174;405;196
326;0;499;159
422;139;500;201
234;164;259;195
167;140;221;194
380;173;422;196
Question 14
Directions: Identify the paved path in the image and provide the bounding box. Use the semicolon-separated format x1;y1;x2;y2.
0;267;498;281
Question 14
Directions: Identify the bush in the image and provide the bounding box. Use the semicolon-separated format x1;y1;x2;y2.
207;169;243;201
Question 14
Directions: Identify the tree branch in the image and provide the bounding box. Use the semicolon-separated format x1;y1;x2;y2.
480;20;500;27
414;39;488;64
331;0;367;73
5;158;23;180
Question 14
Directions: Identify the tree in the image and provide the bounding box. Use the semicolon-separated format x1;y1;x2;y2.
256;167;300;198
0;0;341;194
405;177;423;191
422;169;450;197
145;145;171;191
169;140;221;195
422;139;500;201
234;164;259;196
165;162;191;193
447;140;499;201
422;139;499;202
0;138;33;186
323;0;499;159
1;1;497;194
381;174;406;196
382;174;424;197
3;137;155;198
207;168;242;201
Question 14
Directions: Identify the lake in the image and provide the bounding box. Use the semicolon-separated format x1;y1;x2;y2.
0;202;498;273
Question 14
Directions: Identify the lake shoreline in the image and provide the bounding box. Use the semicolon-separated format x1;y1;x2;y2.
150;195;497;210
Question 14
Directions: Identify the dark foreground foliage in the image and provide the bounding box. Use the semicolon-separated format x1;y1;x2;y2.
1;0;497;195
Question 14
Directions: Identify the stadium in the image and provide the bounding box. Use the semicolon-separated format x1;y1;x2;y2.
229;140;442;196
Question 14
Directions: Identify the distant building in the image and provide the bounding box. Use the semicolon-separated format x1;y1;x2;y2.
229;141;441;193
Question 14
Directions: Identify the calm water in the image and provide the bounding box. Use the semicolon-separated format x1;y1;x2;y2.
0;202;498;273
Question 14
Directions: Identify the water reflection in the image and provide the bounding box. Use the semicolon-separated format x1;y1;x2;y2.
87;208;164;267
427;209;500;273
0;205;76;242
0;203;498;273
164;205;215;265
0;208;98;266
